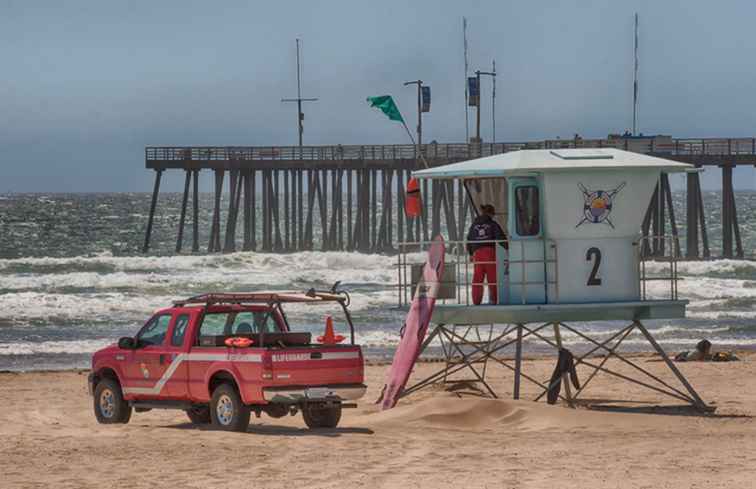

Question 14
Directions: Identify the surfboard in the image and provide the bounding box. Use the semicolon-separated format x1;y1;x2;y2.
380;236;445;410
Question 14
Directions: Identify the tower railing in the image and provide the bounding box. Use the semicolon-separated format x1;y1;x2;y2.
396;235;682;308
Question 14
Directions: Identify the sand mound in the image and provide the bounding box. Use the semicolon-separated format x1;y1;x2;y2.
359;393;676;434
362;395;532;431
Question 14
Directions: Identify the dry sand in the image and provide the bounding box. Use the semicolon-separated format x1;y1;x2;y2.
2;354;756;489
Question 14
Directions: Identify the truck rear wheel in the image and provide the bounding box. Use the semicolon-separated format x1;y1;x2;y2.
210;384;250;432
94;378;132;424
185;405;211;424
302;402;342;429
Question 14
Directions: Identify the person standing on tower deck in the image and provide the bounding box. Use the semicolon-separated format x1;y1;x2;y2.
466;204;507;305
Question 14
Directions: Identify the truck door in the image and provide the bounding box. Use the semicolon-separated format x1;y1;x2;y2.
159;312;192;399
124;313;173;399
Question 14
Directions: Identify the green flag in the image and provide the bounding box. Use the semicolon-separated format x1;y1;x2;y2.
367;95;404;123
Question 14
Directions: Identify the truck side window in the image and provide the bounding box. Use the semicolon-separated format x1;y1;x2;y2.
514;186;540;236
137;314;172;347
198;313;229;337
171;314;190;346
230;311;276;334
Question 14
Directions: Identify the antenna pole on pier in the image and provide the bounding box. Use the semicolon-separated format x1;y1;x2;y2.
282;39;318;147
632;13;639;136
463;17;470;143
492;59;496;143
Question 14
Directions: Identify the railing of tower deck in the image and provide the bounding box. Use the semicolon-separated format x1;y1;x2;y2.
396;235;681;308
638;235;681;301
395;239;559;308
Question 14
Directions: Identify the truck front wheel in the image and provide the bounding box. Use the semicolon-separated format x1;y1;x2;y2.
93;378;132;424
210;384;250;432
302;402;342;429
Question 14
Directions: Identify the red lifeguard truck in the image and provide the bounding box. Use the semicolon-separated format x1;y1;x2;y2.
88;289;366;432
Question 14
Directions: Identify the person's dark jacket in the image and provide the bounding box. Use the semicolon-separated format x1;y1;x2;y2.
466;214;507;255
547;348;581;404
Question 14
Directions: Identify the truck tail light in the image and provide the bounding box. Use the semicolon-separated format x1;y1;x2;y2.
261;355;273;380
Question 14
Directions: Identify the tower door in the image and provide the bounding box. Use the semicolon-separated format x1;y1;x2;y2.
504;177;546;304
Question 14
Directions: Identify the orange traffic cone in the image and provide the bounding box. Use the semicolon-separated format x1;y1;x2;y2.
317;315;346;344
405;177;422;218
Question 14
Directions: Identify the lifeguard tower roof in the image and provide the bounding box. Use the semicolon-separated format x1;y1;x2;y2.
413;148;691;180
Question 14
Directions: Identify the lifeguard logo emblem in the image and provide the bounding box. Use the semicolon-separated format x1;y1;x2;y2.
576;182;626;229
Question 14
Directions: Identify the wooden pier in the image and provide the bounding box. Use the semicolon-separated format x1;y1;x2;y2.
143;137;755;258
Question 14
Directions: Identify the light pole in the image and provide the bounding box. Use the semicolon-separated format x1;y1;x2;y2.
403;80;424;147
475;70;496;143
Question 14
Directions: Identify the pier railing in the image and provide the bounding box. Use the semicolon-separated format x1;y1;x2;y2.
146;137;756;164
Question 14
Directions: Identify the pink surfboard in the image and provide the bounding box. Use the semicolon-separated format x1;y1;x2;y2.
380;236;445;410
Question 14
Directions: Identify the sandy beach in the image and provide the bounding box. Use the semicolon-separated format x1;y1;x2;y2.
1;354;755;489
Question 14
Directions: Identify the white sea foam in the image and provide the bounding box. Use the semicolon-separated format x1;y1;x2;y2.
0;339;113;356
1;251;755;363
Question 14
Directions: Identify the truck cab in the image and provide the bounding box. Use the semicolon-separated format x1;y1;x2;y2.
89;290;366;432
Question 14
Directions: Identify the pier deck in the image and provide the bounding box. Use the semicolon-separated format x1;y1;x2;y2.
142;137;755;258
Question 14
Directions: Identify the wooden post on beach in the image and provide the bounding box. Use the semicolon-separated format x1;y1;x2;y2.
371;169;377;250
192;170;199;253
722;165;733;258
223;169;239;253
686;170;699;258
243;170;253;251
346;169;353;251
251;170;257;251
696;172;710;259
661;173;680;257
284;170;290;251
142;169;163;253
176;169;191;253
298;169;304;251
396;169;405;246
208;170;224;253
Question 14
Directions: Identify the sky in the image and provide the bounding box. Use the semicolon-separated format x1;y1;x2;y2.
1;0;755;192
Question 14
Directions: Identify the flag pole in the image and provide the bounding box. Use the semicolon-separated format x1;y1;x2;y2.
400;119;430;169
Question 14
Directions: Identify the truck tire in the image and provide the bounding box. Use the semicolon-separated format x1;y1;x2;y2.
94;378;132;424
185;406;211;424
210;383;250;432
302;402;342;429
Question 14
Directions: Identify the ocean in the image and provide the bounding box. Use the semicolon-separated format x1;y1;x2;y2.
0;191;755;371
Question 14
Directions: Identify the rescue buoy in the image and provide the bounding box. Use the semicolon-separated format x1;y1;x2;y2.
317;315;346;345
405;177;422;217
224;336;254;348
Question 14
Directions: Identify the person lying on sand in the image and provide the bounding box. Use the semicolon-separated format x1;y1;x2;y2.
675;339;739;362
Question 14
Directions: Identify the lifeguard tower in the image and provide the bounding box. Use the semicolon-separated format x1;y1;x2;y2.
396;148;712;411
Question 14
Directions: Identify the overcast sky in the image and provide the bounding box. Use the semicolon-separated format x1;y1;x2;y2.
1;0;755;192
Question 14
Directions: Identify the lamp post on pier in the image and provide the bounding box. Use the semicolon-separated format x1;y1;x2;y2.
474;69;496;143
403;80;431;148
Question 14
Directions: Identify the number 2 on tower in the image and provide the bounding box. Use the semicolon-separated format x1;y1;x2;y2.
586;247;602;286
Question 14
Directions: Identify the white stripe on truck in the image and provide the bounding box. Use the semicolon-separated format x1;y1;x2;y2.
122;352;261;395
121;350;358;395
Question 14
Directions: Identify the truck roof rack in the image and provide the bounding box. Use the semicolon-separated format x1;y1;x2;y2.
173;290;346;307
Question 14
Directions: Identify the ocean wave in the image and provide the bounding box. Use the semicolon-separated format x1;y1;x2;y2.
0;339;113;356
645;259;756;280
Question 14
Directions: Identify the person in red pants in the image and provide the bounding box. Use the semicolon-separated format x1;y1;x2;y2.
466;205;507;305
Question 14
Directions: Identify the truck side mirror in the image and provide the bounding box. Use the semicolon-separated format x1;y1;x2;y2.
118;337;136;350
